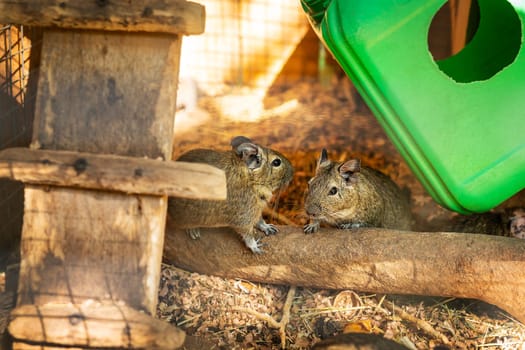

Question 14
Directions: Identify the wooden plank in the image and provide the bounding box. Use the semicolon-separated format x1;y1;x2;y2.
18;186;168;314
0;0;205;35
9;302;185;349
0;148;226;200
32;30;181;159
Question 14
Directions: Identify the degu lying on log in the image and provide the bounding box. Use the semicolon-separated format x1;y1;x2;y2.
304;148;412;233
168;136;294;254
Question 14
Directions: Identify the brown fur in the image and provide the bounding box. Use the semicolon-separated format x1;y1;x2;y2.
168;137;294;253
304;149;412;233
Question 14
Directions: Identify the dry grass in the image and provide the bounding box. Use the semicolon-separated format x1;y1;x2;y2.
158;264;525;349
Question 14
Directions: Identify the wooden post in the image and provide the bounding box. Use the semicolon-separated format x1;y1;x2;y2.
21;29;182;315
0;1;207;348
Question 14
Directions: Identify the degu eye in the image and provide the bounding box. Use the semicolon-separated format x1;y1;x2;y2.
272;158;282;167
328;187;338;195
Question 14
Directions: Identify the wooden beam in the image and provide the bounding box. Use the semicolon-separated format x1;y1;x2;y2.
9;302;186;349
164;224;525;324
0;0;205;35
0;147;226;200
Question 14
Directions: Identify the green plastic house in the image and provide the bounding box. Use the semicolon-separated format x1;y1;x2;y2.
301;0;525;213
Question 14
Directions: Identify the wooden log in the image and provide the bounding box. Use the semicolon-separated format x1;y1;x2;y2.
0;147;226;200
9;301;185;349
0;0;204;35
163;224;525;323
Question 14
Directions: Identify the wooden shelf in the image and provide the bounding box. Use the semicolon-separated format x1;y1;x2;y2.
0;0;205;35
0;147;226;200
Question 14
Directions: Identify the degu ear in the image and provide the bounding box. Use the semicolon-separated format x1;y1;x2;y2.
338;159;361;185
230;136;253;149
316;148;330;172
234;142;262;170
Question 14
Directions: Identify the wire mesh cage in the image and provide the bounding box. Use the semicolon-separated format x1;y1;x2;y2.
174;0;327;131
0;24;40;269
179;0;316;95
0;24;33;148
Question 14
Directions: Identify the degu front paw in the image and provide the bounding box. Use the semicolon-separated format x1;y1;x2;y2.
243;235;266;254
187;228;201;240
256;218;279;236
303;221;320;234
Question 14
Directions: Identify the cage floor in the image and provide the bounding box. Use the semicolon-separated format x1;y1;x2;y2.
165;76;525;349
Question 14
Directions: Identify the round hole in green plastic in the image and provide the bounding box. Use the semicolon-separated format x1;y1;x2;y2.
428;0;522;83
